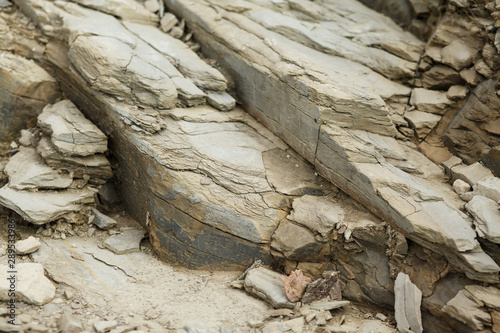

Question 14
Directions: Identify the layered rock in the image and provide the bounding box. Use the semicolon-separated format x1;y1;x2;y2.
0;52;60;140
0;99;112;224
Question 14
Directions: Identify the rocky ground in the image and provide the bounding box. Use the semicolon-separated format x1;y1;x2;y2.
1;0;500;332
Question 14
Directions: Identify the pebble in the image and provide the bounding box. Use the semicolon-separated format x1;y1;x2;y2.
64;290;74;300
88;228;96;237
94;320;119;333
376;313;387;321
58;312;83;333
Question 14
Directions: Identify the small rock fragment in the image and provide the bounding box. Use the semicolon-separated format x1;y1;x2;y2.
144;0;160;12
15;236;41;255
169;26;184;39
160;13;178;33
103;229;145;254
309;300;350;311
230;280;244;289
19;129;33;147
64;289;74;300
87;228;96;237
441;39;475;71
376;313;387;322
466;196;500;243
284;269;312;302
207;92;236;111
90;208;118;230
446;85;468;100
94;320;118;333
265;308;294;318
461;191;475;202
244;267;295;309
58;312;83;333
453;179;471;195
474;176;500;203
302;271;343;304
200;177;212;185
261;317;305;333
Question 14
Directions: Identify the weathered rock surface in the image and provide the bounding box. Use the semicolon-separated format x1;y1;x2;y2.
244;267;295;309
0;263;55;305
69;0;158;25
103;229;145;254
0;52;59;140
15;236;41;255
38;100;108;156
474;177;500;203
90;208;117;230
394;273;423;333
0;186;95;224
4;147;73;190
466;196;500;244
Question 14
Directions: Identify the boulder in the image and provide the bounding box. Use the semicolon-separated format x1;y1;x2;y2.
473;176;500;203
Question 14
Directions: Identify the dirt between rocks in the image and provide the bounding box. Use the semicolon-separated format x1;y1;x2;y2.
0;205;397;333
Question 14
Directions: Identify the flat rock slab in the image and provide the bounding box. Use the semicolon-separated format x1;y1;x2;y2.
394;273;423;333
474;176;500;203
0;263;55;305
103;229;145;254
38;100;108;157
4;147;73;190
244;267;295;309
70;0;158;25
0;186;95;224
308;300;350;311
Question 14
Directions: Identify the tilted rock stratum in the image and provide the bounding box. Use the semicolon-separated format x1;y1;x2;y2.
2;0;500;331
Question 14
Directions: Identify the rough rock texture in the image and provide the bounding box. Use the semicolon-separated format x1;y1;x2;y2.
244;267;294;309
38;100;108;156
15;236;41;255
0;263;55;305
394;273;423;333
466;196;500;244
0;51;59;140
9;0;500;331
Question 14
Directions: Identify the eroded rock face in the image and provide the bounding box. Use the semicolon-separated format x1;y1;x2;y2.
0;52;60;140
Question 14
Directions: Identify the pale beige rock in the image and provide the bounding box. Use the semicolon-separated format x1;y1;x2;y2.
446;85;469;100
68;36;178;109
441;39;476;71
410;88;450;115
404;111;442;138
0;263;55;305
443;289;491;331
0;186;95;224
15;236;41;255
451;162;494;186
466;195;500;243
160;13;178;32
69;0;158;25
103;229;145;254
38;100;108;157
474;176;500;203
453;179;471;195
288;195;344;239
4;147;73;190
244;267;294;309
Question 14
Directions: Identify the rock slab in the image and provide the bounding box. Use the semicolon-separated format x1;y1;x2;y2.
394;273;423;333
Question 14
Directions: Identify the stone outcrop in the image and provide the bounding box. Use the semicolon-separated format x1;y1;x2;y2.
5;0;500;331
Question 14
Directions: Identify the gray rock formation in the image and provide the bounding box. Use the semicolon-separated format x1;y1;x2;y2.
394;273;423;333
